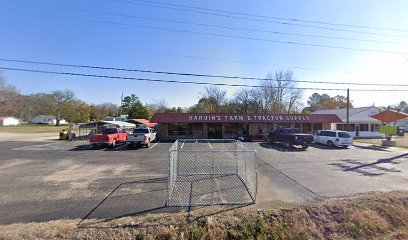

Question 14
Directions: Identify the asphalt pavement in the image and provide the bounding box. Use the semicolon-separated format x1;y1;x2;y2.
0;138;407;224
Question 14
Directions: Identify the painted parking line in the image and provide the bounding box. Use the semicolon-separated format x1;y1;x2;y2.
181;142;185;149
149;141;160;149
208;141;213;149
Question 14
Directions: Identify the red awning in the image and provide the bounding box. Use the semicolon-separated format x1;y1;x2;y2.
151;113;341;123
371;110;408;123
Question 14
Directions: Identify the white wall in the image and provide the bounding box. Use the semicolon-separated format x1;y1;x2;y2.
1;118;20;126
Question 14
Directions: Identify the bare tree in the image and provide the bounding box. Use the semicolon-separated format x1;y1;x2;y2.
198;87;227;113
49;90;75;126
261;69;303;114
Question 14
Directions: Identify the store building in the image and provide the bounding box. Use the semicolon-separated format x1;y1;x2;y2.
151;113;341;141
312;106;384;137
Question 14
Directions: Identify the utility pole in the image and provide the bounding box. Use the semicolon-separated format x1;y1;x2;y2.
120;91;123;117
346;88;350;132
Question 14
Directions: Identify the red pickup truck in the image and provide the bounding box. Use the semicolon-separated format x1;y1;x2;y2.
90;127;127;149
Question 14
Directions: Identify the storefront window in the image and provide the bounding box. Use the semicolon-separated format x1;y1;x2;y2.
192;123;203;135
294;123;301;130
312;123;323;132
168;123;192;135
359;124;369;131
225;123;242;135
302;123;312;133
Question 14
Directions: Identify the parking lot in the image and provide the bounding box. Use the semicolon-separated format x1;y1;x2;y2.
0;135;407;224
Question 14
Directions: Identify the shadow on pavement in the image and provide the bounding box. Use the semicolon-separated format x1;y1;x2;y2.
77;176;253;229
77;177;169;227
258;142;308;152
329;153;408;176
69;143;145;151
352;144;392;152
310;144;349;150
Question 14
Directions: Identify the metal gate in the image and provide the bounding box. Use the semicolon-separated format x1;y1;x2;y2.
168;139;257;207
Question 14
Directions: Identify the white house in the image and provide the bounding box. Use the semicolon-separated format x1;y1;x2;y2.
31;115;68;125
102;115;128;122
0;116;20;126
312;106;384;137
396;119;408;131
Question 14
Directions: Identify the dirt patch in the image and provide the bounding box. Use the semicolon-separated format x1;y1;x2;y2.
0;132;57;142
0;191;407;240
0;159;31;170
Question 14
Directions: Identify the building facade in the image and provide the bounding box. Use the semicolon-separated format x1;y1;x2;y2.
312;106;384;137
151;113;341;141
31;115;68;125
0;116;20;126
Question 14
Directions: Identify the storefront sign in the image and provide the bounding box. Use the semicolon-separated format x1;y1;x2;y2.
151;113;342;123
188;114;310;122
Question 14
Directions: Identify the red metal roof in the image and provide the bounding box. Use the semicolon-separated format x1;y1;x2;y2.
129;119;157;128
151;113;342;123
371;110;408;123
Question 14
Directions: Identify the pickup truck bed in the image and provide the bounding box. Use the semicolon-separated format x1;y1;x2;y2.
269;128;314;149
90;128;127;149
127;128;156;148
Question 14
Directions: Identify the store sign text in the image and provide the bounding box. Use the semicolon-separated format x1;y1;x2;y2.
188;115;310;122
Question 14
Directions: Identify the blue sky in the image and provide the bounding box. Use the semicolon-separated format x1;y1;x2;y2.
1;0;407;108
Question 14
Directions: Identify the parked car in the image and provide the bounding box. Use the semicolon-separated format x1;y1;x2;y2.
314;130;353;148
235;134;252;142
90;127;128;149
269;128;314;149
127;127;157;148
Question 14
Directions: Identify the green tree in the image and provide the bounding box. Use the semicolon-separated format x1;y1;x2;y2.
62;100;90;123
128;101;149;119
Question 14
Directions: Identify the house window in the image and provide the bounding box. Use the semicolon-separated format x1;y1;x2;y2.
371;124;380;132
336;124;346;131
336;124;355;131
359;124;369;131
168;123;192;135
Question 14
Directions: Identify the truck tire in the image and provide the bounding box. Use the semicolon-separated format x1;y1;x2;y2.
92;143;98;150
111;139;116;148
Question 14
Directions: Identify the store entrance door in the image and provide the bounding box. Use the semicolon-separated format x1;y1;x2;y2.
208;123;222;139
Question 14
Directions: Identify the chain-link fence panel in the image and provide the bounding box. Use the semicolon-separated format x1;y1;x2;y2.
167;139;257;207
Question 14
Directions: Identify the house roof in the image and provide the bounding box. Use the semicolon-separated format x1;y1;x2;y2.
0;116;18;120
371;110;408;123
312;106;382;123
33;115;55;118
151;113;342;123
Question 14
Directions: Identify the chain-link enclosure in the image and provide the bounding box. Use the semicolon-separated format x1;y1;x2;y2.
167;139;257;207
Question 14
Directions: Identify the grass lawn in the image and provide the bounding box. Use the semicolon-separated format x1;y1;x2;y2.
0;191;407;240
0;124;68;134
354;134;408;149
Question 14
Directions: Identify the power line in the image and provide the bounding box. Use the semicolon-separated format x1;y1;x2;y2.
2;58;408;87
128;0;408;33
110;0;408;38
82;45;369;76
1;66;408;92
71;10;405;45
67;17;408;55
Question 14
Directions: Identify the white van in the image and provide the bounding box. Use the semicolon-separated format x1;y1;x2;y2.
314;130;353;148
